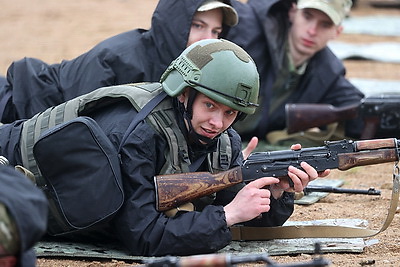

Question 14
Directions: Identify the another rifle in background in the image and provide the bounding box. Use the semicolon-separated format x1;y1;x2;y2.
303;185;381;195
155;138;397;211
285;93;400;139
295;185;381;201
142;243;330;267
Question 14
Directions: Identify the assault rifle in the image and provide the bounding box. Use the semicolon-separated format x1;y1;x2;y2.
142;243;330;266
285;93;400;139
155;138;397;211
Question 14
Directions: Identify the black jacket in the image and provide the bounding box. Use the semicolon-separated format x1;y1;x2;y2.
0;0;234;123
0;165;48;267
228;0;364;139
0;92;294;256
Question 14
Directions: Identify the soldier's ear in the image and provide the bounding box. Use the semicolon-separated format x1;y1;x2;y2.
177;87;191;104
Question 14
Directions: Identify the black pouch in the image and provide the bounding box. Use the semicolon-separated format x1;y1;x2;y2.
33;116;123;236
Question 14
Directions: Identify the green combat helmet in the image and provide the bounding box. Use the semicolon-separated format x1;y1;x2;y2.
160;38;260;115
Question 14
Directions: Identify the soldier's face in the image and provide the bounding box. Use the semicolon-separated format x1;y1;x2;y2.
288;6;342;58
178;90;238;143
187;9;223;47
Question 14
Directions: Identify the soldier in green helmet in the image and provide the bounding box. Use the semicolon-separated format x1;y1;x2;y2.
0;39;327;256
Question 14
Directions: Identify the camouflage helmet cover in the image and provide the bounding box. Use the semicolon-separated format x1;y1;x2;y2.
160;39;259;114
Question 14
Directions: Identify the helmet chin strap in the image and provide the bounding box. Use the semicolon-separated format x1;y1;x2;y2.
185;113;216;145
181;90;217;146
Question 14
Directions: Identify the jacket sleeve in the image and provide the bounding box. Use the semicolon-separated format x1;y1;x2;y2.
266;48;365;136
2;30;146;121
301;49;365;138
113;123;232;256
309;49;364;107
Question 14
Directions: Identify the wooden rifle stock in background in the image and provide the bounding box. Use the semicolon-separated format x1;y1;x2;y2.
154;138;399;211
285;103;359;134
286;94;400;139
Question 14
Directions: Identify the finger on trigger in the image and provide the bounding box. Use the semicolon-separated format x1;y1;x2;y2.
248;177;280;189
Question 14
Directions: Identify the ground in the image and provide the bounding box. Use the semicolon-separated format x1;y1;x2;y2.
1;0;400;266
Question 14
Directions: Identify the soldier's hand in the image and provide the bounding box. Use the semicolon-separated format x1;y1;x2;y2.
224;176;279;226
242;136;258;160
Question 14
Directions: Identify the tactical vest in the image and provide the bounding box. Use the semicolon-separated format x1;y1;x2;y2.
20;82;233;186
19;83;233;236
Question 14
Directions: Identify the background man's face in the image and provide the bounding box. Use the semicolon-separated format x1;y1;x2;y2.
187;9;223;47
289;7;342;58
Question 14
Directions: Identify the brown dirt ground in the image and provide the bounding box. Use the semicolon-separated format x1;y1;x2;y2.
1;0;400;266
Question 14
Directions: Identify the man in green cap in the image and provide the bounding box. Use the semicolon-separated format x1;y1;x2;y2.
229;0;364;145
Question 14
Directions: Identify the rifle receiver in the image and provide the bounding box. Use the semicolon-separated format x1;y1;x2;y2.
241;139;356;181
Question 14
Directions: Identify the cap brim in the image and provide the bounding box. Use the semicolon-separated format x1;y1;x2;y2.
297;2;341;25
197;1;238;26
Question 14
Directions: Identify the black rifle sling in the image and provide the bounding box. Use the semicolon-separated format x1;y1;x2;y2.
118;91;205;172
231;167;400;240
118;91;167;151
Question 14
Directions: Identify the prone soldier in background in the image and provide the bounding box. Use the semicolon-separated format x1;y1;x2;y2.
0;0;238;123
228;0;365;145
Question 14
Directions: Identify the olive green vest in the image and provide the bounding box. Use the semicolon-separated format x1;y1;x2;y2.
20;83;232;186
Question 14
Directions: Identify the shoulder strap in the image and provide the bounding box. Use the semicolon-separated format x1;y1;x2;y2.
116;90;208;174
117;91;167;152
209;131;232;172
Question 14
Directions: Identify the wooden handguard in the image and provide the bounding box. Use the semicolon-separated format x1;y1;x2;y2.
355;138;397;150
338;138;399;171
154;166;243;211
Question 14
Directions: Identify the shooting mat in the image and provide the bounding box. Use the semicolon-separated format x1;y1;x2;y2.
35;179;375;261
35;219;371;261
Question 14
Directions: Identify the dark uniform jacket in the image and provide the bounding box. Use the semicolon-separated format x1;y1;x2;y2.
0;166;48;267
0;92;294;256
0;0;234;123
228;0;364;139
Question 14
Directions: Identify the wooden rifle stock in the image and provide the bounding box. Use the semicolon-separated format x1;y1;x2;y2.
155;138;399;212
285;103;360;134
154;166;242;211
